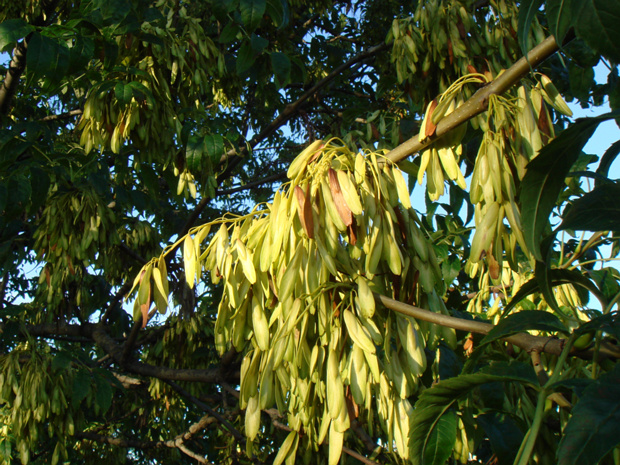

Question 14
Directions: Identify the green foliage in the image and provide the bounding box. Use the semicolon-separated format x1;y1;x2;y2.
0;0;619;464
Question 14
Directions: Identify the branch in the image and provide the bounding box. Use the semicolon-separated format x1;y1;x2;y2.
39;109;82;122
376;294;620;359
76;415;217;464
0;0;60;120
99;281;132;324
530;350;572;408
385;35;561;164
165;380;246;444
24;323;234;383
0;40;28;118
217;42;389;167
75;431;156;449
215;171;287;196
0;271;8;312
90;325;236;383
175;43;388;248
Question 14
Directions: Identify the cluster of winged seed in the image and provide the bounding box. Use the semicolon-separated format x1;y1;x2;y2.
415;72;572;282
132;140;462;462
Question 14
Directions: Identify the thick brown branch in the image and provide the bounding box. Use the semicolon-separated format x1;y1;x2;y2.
0;0;60;119
385;35;561;163
376;294;620;359
24;323;234;383
0;271;9;311
0;40;28;118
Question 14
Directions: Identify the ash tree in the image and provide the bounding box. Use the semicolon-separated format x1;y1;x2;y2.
0;0;620;464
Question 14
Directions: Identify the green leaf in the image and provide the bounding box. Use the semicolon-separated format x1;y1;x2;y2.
557;363;620;465
266;0;287;27
573;0;620;64
68;35;95;75
114;81;132;106
423;410;457;465
476;413;524;465
219;21;239;43
26;32;70;83
251;34;268;53
236;41;256;75
0;183;7;214
95;374;113;414
595;139;620;185
569;62;596;103
240;0;266;33
186;135;205;172
411;362;538;465
535;253;561;314
502;268;607;316
52;350;73;371
465;307;567;373
560;183;620;232
72;369;92;408
204;135;224;162
572;311;620;340
0;19;34;52
545;0;575;44
517;0;544;57
520;117;602;261
480;310;567;346
270;51;290;87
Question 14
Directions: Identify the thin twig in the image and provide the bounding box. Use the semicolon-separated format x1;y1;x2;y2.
76;414;217;464
165;380;246;444
218;42;389;166
39;109;82;122
530;351;572;408
216;171;287;196
99;281;132;325
175;43;388;247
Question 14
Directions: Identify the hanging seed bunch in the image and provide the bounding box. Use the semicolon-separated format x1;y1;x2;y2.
387;0;546;100
416;72;572;281
129;139;458;462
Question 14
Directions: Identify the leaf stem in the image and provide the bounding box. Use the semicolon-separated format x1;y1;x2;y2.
514;336;575;465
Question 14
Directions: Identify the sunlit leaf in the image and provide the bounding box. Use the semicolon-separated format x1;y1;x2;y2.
517;0;544;58
411;362;538;465
545;0;575;44
520;117;606;260
423;410;457;465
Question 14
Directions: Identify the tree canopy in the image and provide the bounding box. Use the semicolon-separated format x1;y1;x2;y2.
1;0;620;464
